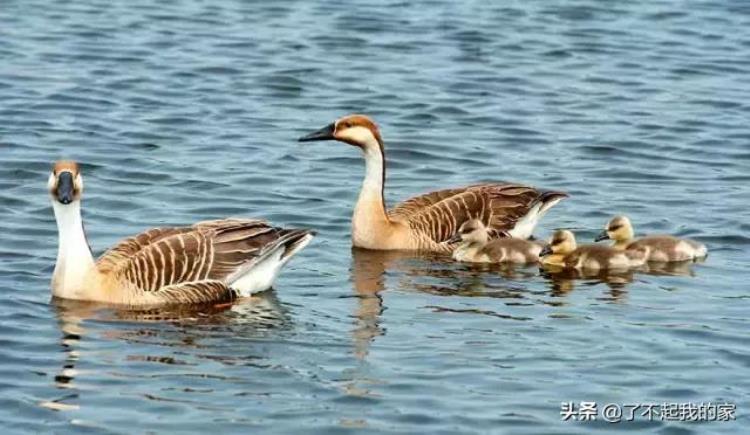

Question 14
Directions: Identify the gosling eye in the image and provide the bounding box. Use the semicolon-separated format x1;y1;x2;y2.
609;225;622;231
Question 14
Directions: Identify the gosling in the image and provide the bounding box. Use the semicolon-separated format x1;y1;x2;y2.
540;229;647;271
449;219;543;264
595;216;707;262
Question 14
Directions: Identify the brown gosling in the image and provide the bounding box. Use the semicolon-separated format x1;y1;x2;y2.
449;219;542;264
540;229;648;271
299;114;567;252
595;216;707;262
49;160;315;306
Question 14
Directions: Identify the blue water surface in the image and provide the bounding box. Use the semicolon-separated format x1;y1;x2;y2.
0;1;748;433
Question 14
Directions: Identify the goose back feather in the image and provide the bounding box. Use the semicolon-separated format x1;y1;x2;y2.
97;219;312;302
389;183;566;250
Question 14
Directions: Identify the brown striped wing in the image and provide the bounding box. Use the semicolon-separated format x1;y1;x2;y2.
155;281;236;304
387;185;477;218
96;227;193;275
96;219;283;293
389;183;545;243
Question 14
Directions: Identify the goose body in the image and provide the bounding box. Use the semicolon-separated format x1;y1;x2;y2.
49;161;314;306
299;114;567;252
595;216;707;262
450;219;543;263
541;230;647;271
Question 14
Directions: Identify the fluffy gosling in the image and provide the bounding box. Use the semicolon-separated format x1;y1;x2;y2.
541;229;647;271
595;216;707;262
449;219;543;264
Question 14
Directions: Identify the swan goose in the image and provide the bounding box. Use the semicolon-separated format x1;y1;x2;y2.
448;219;543;263
540;229;647;271
299;114;567;252
595;215;707;262
49;160;314;306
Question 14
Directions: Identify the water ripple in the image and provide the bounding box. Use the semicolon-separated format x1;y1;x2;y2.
0;0;747;433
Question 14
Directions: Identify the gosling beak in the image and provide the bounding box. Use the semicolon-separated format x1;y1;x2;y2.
447;233;462;244
594;230;610;242
298;123;335;142
56;172;75;205
539;245;553;257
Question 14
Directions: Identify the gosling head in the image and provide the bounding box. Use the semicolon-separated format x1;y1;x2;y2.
595;215;634;243
298;114;383;150
448;219;489;245
540;230;577;257
48;160;83;206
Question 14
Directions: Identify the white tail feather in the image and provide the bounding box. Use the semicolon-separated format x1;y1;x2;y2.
508;196;565;239
229;233;314;296
689;240;708;259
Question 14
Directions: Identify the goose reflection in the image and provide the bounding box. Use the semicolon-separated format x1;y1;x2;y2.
540;257;701;302
541;267;635;302
52;291;287;325
350;249;544;357
43;292;288;411
408;261;540;298
642;259;702;277
349;248;399;360
350;248;461;358
349;248;706;359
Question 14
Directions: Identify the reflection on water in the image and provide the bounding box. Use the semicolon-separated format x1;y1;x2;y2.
2;0;747;431
349;248;403;360
43;292;288;412
352;247;704;319
642;259;703;277
541;258;701;301
51;291;288;326
541;266;636;302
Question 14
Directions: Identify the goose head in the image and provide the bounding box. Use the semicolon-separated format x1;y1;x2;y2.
595;215;634;242
298;114;383;151
448;219;488;245
540;230;577;257
48;160;83;205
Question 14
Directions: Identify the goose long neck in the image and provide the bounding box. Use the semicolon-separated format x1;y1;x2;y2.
351;140;394;248
52;200;96;299
354;143;388;222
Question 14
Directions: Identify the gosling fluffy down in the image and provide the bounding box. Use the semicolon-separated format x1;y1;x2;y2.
595;216;707;262
449;219;543;264
541;229;647;271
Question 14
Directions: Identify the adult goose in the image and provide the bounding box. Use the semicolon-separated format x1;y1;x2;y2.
49;161;314;306
299;114;567;252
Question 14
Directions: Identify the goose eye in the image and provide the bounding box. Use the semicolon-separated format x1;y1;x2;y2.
609;225;622;231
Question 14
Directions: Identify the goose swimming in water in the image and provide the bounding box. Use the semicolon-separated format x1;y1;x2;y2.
540;229;647;271
595;215;707;262
49;160;314;306
449;219;543;264
299;114;567;252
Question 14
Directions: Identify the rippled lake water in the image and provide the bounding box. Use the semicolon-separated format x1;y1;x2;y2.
1;0;749;433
